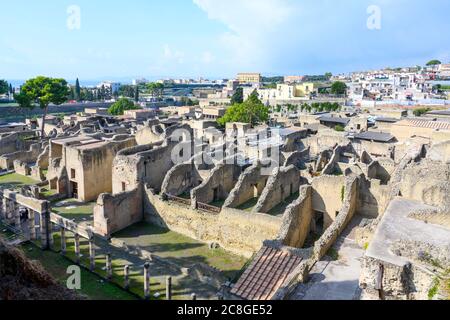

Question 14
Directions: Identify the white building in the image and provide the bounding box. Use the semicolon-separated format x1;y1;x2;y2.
97;81;121;94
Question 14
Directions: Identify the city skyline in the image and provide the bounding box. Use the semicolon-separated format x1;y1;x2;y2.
1;0;450;81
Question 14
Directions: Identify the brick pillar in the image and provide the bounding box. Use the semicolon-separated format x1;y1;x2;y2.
60;227;66;255
106;253;112;280
74;233;80;264
89;237;95;271
124;265;130;291
144;262;150;299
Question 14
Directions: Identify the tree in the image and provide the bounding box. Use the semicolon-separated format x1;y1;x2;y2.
218;90;269;127
0;80;8;95
134;86;139;102
75;78;81;101
108;98;140;116
9;84;14;95
14;76;70;137
325;72;333;80
230;87;244;104
413;107;431;117
331;81;347;95
147;83;164;101
426;60;442;66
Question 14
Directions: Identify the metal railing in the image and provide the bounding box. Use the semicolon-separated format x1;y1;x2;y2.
166;194;191;206
197;202;221;214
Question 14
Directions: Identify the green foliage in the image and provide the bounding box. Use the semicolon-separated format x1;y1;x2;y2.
327;247;339;261
146;82;164;100
14;76;70;110
428;278;440;300
75;78;81;101
413;107;432;117
180;96;199;106
363;242;369;250
341;186;346;202
335;124;345;132
108;98;140;116
426;59;442;66
331;81;348;95
230;87;244;104
118;85;137;99
0;79;8;95
218;90;269;127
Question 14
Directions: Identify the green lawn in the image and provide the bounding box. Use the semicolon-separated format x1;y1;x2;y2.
20;242;137;300
0;173;38;191
114;222;248;280
51;199;95;222
52;232;205;300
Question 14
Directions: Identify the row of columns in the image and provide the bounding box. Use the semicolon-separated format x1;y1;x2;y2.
1;197;207;301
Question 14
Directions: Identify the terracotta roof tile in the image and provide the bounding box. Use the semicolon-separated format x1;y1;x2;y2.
230;246;302;300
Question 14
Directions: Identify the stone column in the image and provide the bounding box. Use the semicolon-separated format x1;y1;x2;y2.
60;227;66;255
106;253;112;280
166;276;172;300
124;265;130;291
74;233;80;264
29;212;36;240
89;237;95;271
144;262;150;299
48;222;54;248
39;211;50;250
15;206;21;230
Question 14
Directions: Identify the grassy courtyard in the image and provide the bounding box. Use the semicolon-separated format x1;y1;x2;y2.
114;222;248;280
51;231;212;300
20;242;137;300
0;173;38;191
51;198;96;222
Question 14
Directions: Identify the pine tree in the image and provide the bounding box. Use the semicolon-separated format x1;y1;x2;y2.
134;86;139;102
75;78;81;101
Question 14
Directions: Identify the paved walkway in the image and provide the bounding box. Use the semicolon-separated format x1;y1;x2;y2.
292;218;364;300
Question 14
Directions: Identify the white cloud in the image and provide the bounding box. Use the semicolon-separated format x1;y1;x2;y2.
193;0;295;70
201;51;214;64
163;44;185;64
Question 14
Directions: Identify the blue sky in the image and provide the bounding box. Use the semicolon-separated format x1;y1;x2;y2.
1;0;449;83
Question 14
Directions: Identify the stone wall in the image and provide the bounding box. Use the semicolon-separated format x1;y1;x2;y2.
112;138;193;194
66;137;137;202
283;148;310;169
161;160;202;197
0;143;42;170
192;163;242;206
276;185;313;248
93;186;143;237
0;131;36;157
427;140;450;163
311;175;346;228
359;256;436;300
144;188;282;258
223;161;270;209
272;175;360;300
399;159;450;210
253;165;303;214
